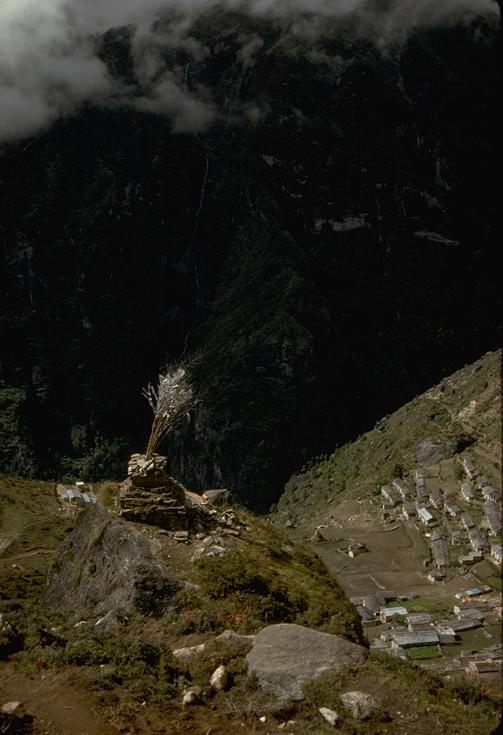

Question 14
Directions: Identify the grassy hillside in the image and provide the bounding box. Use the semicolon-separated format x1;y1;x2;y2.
277;349;501;523
0;475;72;600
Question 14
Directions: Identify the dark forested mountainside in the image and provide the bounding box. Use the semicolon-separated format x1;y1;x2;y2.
0;7;500;510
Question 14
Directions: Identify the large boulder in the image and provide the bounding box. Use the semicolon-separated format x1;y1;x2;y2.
43;506;182;618
246;623;367;701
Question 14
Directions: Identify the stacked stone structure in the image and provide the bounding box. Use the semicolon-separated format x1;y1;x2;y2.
119;453;187;530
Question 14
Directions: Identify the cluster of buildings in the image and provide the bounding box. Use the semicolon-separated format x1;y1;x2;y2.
351;587;502;676
56;483;97;516
380;455;502;579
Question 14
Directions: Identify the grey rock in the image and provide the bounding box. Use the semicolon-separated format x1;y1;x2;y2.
416;439;458;466
43;506;182;618
182;686;202;706
319;707;339;726
246;623;367;701
173;629;253;660
172;643;206;660
340;691;377;720
1;702;23;716
214;629;255;647
210;664;229;691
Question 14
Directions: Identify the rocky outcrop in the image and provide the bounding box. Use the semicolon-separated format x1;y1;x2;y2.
43;506;182;617
246;623;367;701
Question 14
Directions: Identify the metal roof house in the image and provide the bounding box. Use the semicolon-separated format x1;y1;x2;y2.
81;492;97;505
380;606;408;623
418;507;435;525
63;488;83;503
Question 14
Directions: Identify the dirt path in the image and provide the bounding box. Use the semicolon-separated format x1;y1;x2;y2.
0;667;117;735
0;547;55;561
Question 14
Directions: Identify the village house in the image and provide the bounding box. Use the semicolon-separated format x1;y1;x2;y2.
467;660;503;675
391;478;412;500
461;512;475;530
447;616;482;631
461;455;479;480
431;538;450;568
355;605;375;623
406;612;433;631
468;528;487;554
62;488;97;506
418;507;435;526
490;543;502;564
416;490;429;507
413;468;427;482
460;482;475;503
414;472;428;494
362;593;386;618
429;490;444;509
392;630;439;648
451;529;465;545
459;551;483;565
476;475;490;491
380;606;408;624
484;500;502;535
381;485;401;507
482;486;501;503
436;624;457;644
402;502;416;521
444;497;462;517
427;569;446;582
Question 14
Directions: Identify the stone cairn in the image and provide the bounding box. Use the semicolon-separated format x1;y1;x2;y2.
119;453;188;530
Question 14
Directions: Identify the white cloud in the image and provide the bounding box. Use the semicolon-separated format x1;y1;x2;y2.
0;0;496;143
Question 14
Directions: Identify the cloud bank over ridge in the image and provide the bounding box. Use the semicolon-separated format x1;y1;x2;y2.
0;0;496;142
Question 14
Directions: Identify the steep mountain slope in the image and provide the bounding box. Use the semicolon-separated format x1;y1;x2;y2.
277;349;501;523
1;6;500;510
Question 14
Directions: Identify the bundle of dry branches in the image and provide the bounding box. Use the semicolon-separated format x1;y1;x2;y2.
142;365;194;458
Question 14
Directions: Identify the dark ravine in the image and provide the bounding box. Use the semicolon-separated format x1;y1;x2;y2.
1;6;500;510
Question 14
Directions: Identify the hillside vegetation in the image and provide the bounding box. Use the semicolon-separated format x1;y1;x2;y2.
0;476;71;600
277;349;501;523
